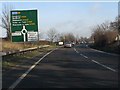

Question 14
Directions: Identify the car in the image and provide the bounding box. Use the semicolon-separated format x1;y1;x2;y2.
64;42;72;48
72;42;75;46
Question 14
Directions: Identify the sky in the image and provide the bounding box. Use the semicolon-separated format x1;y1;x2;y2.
0;1;118;39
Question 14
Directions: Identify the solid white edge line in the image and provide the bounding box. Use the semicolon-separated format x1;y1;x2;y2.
92;60;117;72
90;48;119;56
8;48;57;90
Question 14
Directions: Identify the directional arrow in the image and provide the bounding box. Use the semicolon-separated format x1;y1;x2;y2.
21;25;27;42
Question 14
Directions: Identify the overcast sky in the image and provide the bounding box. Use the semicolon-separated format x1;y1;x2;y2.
0;1;118;38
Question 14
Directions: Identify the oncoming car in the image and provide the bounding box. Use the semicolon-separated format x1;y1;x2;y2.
64;42;72;48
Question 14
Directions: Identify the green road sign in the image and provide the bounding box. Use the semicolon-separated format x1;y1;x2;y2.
11;10;38;42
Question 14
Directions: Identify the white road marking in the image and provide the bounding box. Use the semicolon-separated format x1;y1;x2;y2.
74;48;79;53
80;53;84;56
92;60;117;72
8;48;57;90
74;48;117;73
80;54;88;59
83;55;88;59
90;48;119;56
80;54;82;56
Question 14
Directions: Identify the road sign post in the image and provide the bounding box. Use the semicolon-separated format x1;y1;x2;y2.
11;10;38;42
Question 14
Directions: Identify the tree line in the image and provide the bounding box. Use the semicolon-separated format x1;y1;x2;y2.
1;4;120;49
90;17;120;47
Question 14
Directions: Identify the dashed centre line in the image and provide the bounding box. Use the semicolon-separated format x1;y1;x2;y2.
92;60;117;72
80;53;88;59
83;55;88;59
74;48;117;73
74;48;79;53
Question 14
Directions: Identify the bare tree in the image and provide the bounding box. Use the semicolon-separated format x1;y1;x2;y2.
105;30;118;44
47;28;57;42
65;33;75;42
59;33;65;42
91;20;119;47
118;16;120;34
38;31;44;40
59;33;75;42
55;33;61;42
75;34;80;44
91;24;108;47
0;4;14;40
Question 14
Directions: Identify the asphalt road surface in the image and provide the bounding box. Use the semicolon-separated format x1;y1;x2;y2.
2;44;119;89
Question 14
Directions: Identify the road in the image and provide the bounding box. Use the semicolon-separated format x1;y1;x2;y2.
2;44;119;89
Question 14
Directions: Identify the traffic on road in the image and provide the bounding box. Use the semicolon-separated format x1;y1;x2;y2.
2;44;119;89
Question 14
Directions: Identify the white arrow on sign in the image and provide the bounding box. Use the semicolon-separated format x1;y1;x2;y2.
21;25;27;42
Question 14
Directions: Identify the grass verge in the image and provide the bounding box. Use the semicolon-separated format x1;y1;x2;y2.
90;45;120;54
2;40;51;52
2;45;57;73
